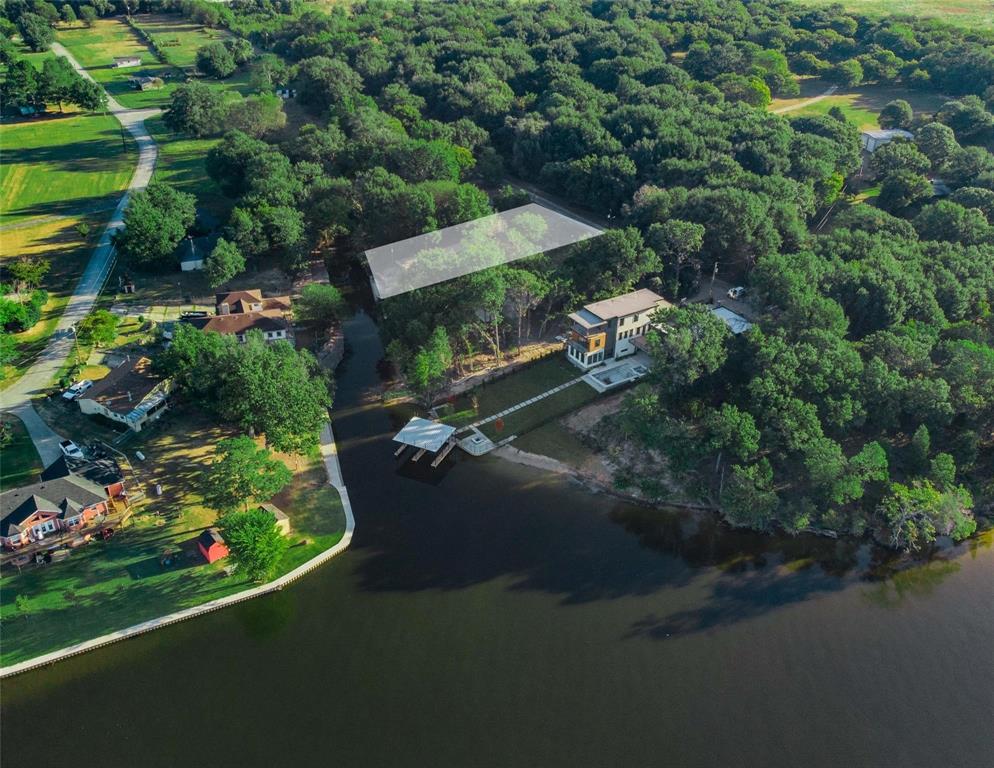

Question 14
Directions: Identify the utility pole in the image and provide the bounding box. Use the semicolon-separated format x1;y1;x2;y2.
70;324;81;363
708;261;718;304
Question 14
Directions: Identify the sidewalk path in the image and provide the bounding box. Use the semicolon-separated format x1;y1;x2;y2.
467;375;587;430
0;421;356;678
0;43;160;467
770;85;839;114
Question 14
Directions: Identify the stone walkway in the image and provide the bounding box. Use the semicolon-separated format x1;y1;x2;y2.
466;376;587;430
0;44;160;466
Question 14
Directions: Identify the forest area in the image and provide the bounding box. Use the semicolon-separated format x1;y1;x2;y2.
2;0;993;549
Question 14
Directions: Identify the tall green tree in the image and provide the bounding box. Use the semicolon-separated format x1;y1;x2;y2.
164;81;226;137
295;284;345;330
647;304;730;393
406;326;454;408
877;480;975;550
217;507;289;582
204;238;246;289
203;436;292;514
76;309;119;347
117;183;196;269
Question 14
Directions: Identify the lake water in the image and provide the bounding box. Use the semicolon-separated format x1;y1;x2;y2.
2;312;992;768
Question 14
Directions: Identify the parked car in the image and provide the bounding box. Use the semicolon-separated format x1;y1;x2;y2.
727;286;746;300
62;379;93;400
59;440;84;460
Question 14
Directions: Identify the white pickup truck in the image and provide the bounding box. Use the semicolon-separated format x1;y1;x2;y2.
62;379;94;400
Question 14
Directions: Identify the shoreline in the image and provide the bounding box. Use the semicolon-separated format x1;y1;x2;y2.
495;443;994;551
493;444;718;512
0;422;355;679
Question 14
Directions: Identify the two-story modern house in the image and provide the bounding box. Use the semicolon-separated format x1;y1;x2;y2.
565;288;671;370
183;289;294;343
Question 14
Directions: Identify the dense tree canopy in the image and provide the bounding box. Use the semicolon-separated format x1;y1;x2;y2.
58;0;990;549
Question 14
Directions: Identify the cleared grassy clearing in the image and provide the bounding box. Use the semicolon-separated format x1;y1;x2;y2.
0;112;134;224
57;19;181;110
132;13;231;68
145;115;229;216
512;421;593;469
791;0;994;30
771;81;950;129
0;409;347;666
58;18;256;111
0;415;43;491
479;380;597;441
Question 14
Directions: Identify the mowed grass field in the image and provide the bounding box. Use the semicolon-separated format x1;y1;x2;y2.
791;0;994;30
0;112;134;224
0;212;111;386
58;17;256;110
770;79;950;129
133;13;230;68
0;108;134;386
56;19;180;109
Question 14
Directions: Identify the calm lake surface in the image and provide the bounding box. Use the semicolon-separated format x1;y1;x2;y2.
2;312;992;768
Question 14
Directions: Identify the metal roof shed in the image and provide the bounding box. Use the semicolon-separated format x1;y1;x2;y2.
392;418;457;453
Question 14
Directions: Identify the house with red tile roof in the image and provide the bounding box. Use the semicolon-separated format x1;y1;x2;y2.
183;289;294;343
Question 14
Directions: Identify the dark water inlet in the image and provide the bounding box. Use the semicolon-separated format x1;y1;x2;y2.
2;311;992;768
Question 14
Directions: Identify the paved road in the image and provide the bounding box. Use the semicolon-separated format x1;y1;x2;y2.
770;85;839;114
0;44;159;467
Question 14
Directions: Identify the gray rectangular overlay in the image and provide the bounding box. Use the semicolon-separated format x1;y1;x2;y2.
365;203;602;299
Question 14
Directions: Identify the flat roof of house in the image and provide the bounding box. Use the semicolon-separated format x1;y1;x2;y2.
392;417;456;453
580;289;670;323
42;456;123;489
710;305;753;334
80;356;162;415
567;307;608;330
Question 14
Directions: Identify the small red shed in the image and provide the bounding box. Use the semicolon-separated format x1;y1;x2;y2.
198;528;229;564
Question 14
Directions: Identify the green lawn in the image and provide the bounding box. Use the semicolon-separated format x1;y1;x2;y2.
132;13;231;68
791;0;994;30
0;112;135;225
145;115;229;216
479;380;597;441
57;18;257;112
0;415;43;491
437;355;582;428
772;81;950;129
0;409;348;666
0;211;116;389
56;19;182;110
512;420;594;469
